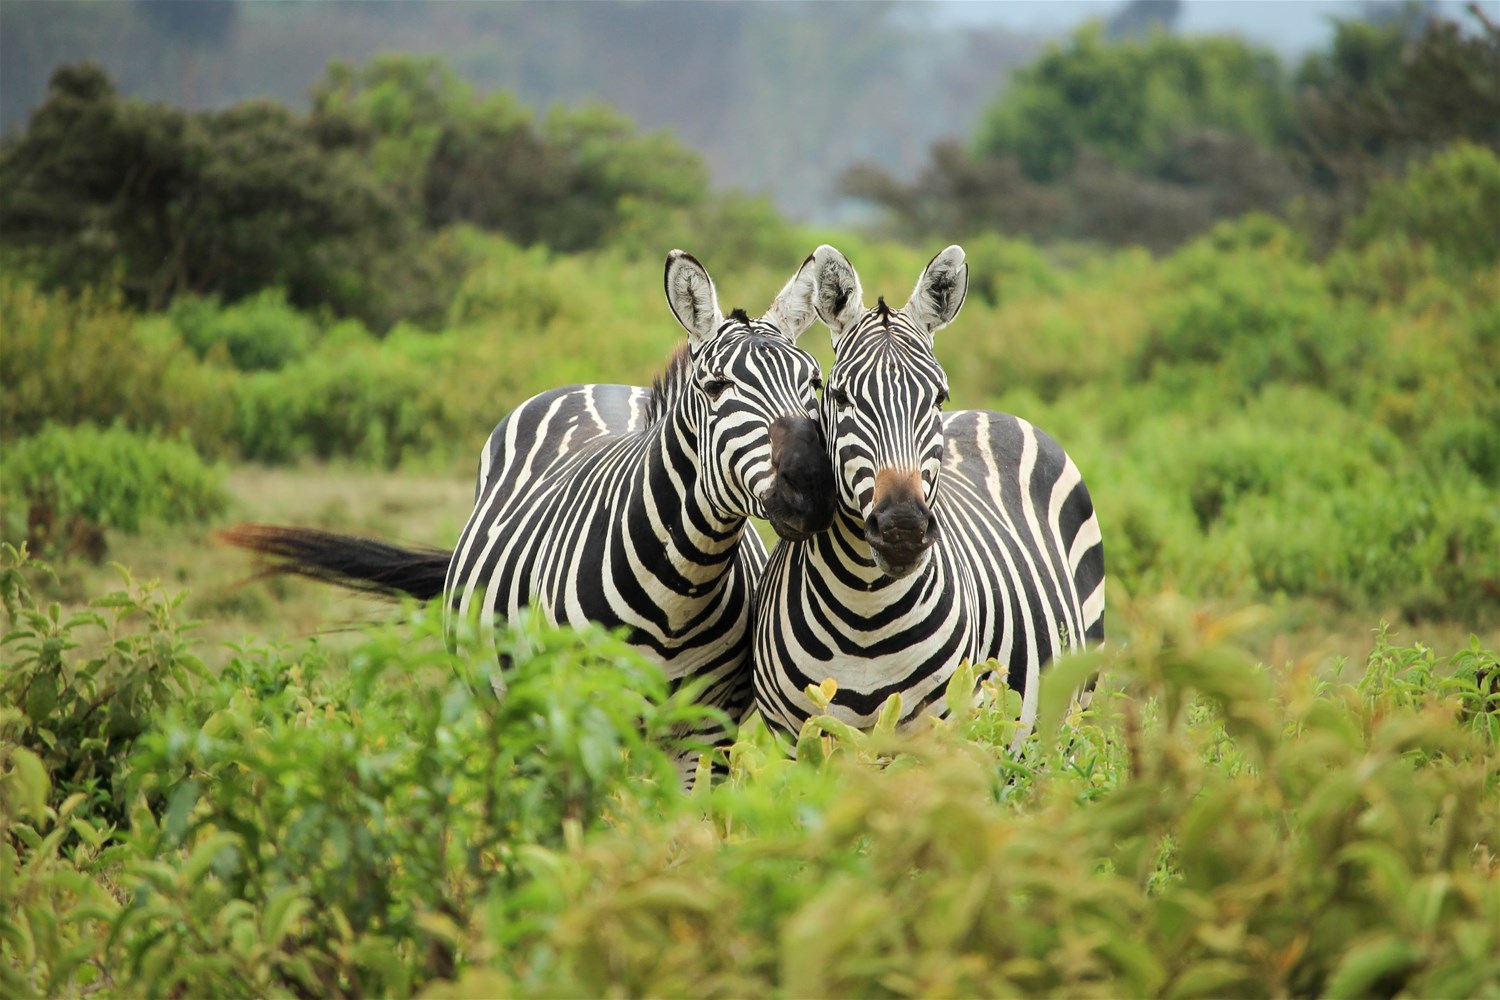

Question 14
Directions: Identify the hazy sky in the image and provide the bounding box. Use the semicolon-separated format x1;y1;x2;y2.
926;0;1459;54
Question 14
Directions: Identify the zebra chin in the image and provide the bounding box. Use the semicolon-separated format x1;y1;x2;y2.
762;488;834;542
867;539;936;580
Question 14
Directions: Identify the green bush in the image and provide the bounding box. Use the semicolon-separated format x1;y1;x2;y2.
0;425;226;554
169;288;325;372
1331;144;1500;299
105;610;712;995
0;278;235;446
1136;222;1356;389
442;604;1498;998
231;332;465;467
0;546;208;825
2;561;1495;998
974;28;1296;184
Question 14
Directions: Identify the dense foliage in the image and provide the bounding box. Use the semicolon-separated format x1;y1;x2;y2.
0;425;226;560
846;7;1500;251
0;1;1043;223
2;20;1497;997
973;27;1296;184
2;549;1496;997
6;146;1495;617
0;64;407;324
0;57;788;331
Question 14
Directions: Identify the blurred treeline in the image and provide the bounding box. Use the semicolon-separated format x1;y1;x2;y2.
0;57;785;331
846;3;1500;251
0;0;1035;222
1;8;1497;624
3;6;1495;328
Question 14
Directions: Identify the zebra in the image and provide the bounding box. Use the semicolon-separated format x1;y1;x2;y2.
225;249;835;762
751;244;1105;746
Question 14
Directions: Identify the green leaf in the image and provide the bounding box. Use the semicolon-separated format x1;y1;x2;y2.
163;780;201;842
1337;840;1415;907
874;691;904;734
183;832;235;883
1035;648;1106;757
1169;959;1256;998
1324;935;1423;999
6;746;50;819
68;817;105;850
261;888;311;949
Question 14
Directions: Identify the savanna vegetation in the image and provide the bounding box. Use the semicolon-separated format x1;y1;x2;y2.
2;7;1498;997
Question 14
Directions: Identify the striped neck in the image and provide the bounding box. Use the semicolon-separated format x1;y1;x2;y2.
817;508;906;592
629;394;749;600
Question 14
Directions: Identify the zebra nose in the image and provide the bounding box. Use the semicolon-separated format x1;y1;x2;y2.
864;500;937;557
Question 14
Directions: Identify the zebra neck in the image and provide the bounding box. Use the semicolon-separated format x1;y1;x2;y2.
631;414;747;592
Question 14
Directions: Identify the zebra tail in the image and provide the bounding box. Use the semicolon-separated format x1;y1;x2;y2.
218;523;451;601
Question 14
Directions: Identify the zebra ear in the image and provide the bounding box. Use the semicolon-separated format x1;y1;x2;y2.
664;249;725;347
809;244;864;348
901;244;968;338
761;251;820;342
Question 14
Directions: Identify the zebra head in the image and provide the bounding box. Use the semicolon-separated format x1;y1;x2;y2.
664;250;836;541
810;244;968;579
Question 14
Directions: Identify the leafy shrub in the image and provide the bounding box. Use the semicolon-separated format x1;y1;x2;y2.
444;235;576;331
1330;144;1500;299
0;545;208;824
1135;221;1357;389
0;745;120;998
231;333;465;467
0;277;235;445
169;288;324;372
0;425;226;555
610;191;809;275
105;606;713;996
437;603;1498;999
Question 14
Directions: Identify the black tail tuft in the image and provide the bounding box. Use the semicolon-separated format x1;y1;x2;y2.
218;523;451;601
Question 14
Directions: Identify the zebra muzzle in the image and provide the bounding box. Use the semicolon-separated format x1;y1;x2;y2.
765;415;837;541
864;492;939;578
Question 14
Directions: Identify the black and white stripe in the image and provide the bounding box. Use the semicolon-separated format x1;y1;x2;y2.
445;250;831;734
752;245;1104;743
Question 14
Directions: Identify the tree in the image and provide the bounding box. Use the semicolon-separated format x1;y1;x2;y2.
842;29;1304;251
0;63;403;322
973;27;1295;184
312;55;708;252
1295;4;1500;208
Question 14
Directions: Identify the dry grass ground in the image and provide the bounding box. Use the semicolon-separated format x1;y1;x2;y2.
28;464;474;670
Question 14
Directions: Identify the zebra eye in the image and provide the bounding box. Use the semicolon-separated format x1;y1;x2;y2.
936;388;950;410
810;375;824;393
701;377;732;400
829;386;852;409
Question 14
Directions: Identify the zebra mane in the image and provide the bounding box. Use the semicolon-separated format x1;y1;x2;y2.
647;342;694;424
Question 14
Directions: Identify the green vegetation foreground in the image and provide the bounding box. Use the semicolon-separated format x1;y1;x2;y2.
2;548;1497;996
